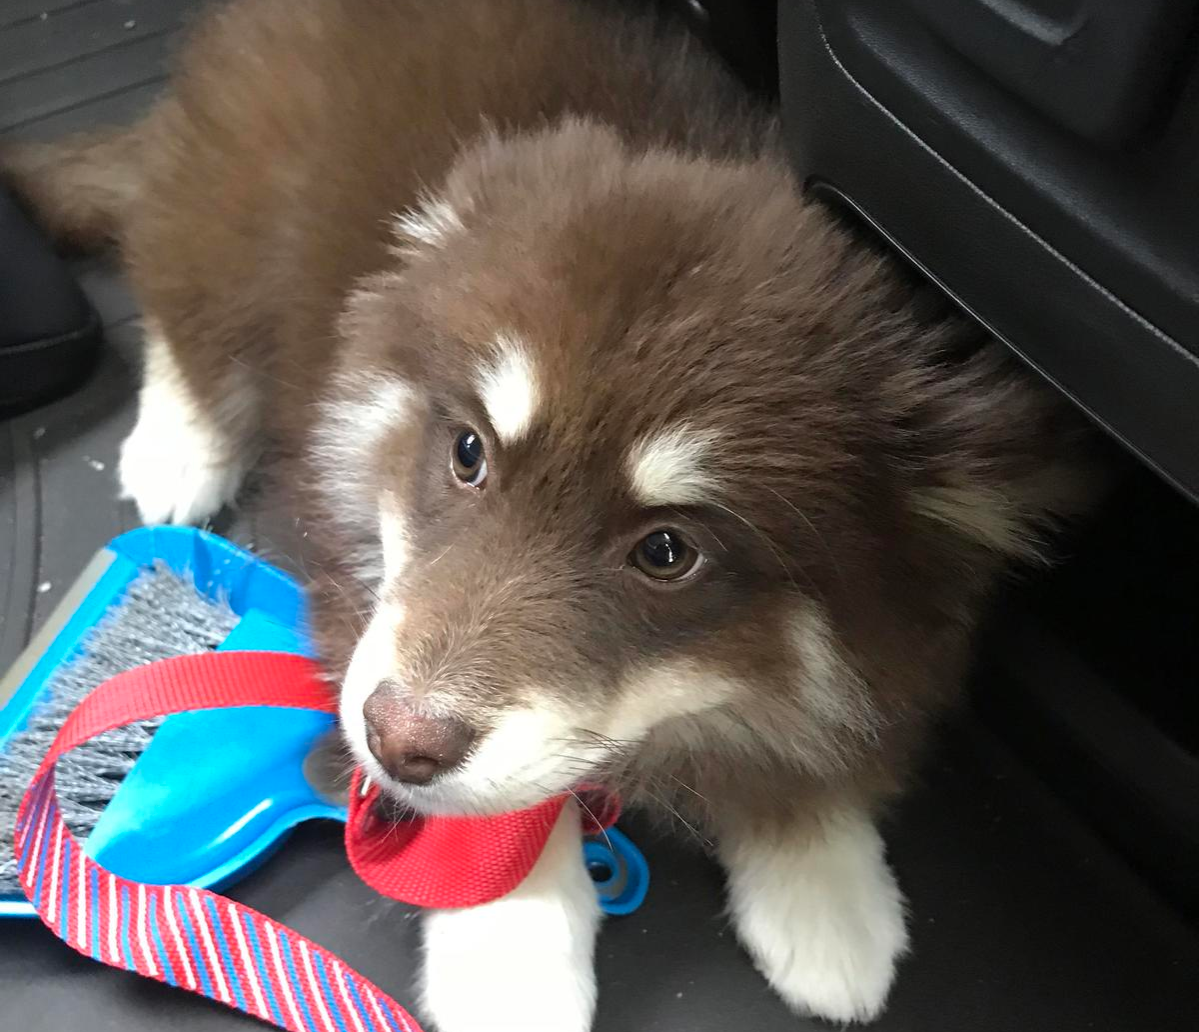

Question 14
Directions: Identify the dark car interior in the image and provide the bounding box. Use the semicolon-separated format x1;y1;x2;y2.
2;2;1197;1029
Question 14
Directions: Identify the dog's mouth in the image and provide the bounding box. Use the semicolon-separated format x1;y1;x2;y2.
364;776;535;821
359;772;557;819
338;622;638;817
351;727;619;819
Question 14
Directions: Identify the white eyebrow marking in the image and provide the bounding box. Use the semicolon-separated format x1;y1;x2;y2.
626;424;724;506
311;372;413;480
477;335;539;444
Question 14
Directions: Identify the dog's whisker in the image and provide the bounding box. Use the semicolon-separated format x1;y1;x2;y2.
762;485;843;590
709;500;807;595
665;772;712;808
564;787;613;853
639;785;709;847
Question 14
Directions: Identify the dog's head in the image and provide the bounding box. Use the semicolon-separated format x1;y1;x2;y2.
309;119;1071;816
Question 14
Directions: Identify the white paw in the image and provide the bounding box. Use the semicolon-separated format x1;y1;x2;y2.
420;804;600;1032
119;411;247;525
722;809;909;1025
751;906;906;1025
119;327;255;526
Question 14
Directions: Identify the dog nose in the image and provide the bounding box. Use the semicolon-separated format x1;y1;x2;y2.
362;685;476;785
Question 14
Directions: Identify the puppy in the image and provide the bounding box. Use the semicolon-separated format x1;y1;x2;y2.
4;0;1097;1028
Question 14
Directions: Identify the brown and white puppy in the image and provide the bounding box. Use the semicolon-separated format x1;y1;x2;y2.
3;0;1097;1028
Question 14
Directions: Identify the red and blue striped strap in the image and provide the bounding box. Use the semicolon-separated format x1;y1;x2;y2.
13;651;613;1031
17;771;420;1031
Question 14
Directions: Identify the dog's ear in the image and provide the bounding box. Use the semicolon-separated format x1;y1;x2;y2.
905;344;1104;562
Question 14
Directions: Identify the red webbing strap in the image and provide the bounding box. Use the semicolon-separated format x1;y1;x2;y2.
12;650;593;1031
346;770;565;909
29;652;338;770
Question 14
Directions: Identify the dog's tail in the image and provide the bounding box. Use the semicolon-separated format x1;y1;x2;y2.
1;126;144;251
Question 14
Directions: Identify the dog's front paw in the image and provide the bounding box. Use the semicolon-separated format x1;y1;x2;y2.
740;891;906;1025
119;330;256;526
721;808;909;1024
119;409;248;525
420;803;600;1032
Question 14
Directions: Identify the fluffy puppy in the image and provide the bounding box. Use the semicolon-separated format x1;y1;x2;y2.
3;0;1096;1028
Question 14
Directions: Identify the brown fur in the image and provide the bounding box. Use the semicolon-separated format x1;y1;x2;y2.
7;0;1095;835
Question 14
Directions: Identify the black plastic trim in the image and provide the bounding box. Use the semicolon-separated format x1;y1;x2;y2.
779;0;1199;504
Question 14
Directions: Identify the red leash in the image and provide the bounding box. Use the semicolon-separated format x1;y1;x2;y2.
14;651;614;1030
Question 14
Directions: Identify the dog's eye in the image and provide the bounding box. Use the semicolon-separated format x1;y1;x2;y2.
630;530;700;581
451;430;487;487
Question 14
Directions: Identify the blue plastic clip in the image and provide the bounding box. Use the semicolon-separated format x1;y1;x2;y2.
584;826;650;916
